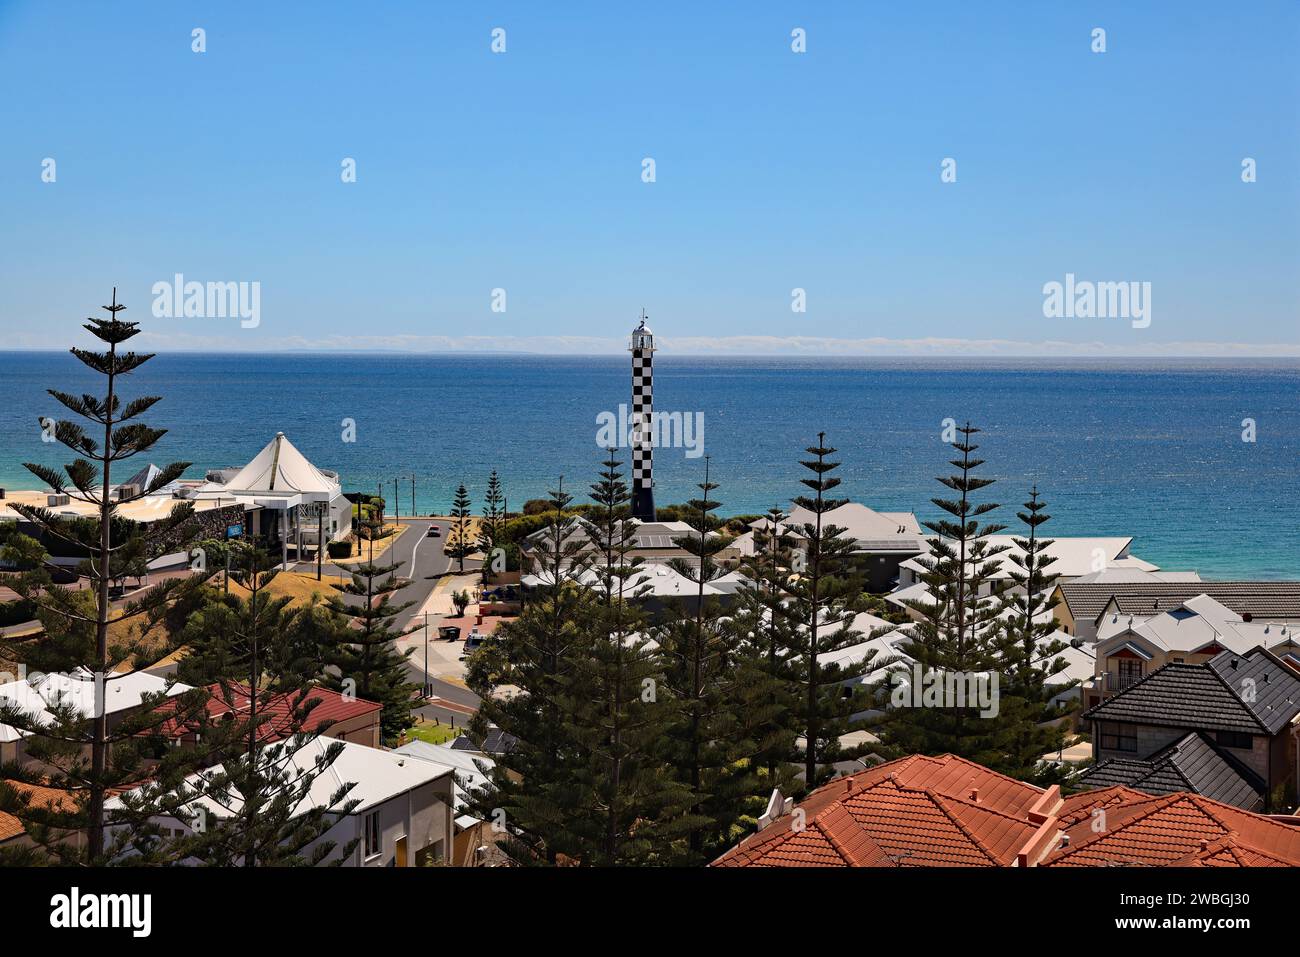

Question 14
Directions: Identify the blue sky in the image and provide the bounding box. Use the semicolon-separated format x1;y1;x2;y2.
0;1;1296;354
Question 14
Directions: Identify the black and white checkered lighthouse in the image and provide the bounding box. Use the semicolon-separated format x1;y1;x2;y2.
629;311;656;522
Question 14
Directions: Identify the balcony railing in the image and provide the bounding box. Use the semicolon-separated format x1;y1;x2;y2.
1096;670;1144;693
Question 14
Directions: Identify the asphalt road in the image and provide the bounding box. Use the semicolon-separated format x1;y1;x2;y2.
291;517;482;712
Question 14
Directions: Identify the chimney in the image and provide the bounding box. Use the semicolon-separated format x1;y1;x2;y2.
968;787;980;803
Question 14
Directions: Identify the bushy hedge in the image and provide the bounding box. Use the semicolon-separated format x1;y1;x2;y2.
327;540;354;559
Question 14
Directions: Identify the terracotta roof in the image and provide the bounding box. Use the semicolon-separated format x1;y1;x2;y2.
155;682;380;744
1047;789;1300;867
711;754;1062;867
0;811;23;842
1057;581;1300;624
715;759;1300;868
0;782;80;843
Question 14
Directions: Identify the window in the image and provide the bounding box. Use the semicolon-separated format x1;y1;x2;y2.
1099;723;1137;753
364;811;381;858
1115;659;1144;688
1216;730;1253;750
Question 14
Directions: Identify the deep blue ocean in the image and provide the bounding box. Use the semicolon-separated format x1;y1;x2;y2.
1;352;1296;579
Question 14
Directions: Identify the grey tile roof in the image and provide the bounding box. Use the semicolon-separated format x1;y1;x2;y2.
450;727;517;755
1083;647;1300;735
1078;731;1264;810
1058;581;1300;624
1208;648;1300;735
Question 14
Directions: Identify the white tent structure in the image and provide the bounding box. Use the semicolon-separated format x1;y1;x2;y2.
196;432;350;563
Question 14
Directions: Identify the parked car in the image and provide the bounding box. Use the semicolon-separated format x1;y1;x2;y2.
462;631;494;658
438;625;461;642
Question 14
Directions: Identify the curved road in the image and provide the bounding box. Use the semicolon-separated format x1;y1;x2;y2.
292;517;482;713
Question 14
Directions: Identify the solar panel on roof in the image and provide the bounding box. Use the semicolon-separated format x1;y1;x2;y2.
854;539;926;551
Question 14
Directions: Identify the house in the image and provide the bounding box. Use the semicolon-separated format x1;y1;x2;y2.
1082;646;1300;809
712;753;1066;867
747;503;926;593
1051;579;1300;642
192;431;352;562
0;433;351;569
449;726;516;756
107;737;455;867
393;738;507;866
1084;593;1300;707
1077;731;1266;810
521;563;747;620
155;682;383;750
518;520;699;574
0;669;192;770
1046;785;1300;867
711;751;1300;867
892;538;1168;618
0;782;83;853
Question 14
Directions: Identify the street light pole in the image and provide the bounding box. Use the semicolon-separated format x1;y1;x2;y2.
424;611;430;699
411;473;416;518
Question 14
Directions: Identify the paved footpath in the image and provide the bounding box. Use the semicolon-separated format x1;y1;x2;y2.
397;570;484;714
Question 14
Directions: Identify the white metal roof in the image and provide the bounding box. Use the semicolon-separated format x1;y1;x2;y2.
0;669;191;743
217;432;340;498
108;737;453;820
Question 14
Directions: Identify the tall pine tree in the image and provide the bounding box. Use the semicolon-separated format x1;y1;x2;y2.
464;479;591;864
561;450;694;864
447;482;474;574
782;434;880;789
883;422;1013;766
991;486;1076;779
658;457;765;860
324;515;418;742
477;470;507;583
0;290;214;862
732;507;801;787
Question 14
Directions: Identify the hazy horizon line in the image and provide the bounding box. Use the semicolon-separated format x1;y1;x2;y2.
4;332;1300;360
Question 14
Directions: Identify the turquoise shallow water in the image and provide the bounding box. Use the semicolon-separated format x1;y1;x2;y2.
1;352;1297;579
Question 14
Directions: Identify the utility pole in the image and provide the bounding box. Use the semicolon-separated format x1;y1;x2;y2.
411;473;416;518
424;611;430;699
394;478;400;522
316;506;324;581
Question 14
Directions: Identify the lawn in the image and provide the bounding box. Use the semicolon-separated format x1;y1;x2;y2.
406;721;465;745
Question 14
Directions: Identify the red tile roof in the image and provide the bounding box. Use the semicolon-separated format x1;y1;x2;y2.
712;754;1062;867
1047;788;1300;867
156;682;381;744
0;783;80;843
0;811;23;842
713;756;1300;868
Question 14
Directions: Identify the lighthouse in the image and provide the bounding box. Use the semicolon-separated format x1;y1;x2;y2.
629;311;656;522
